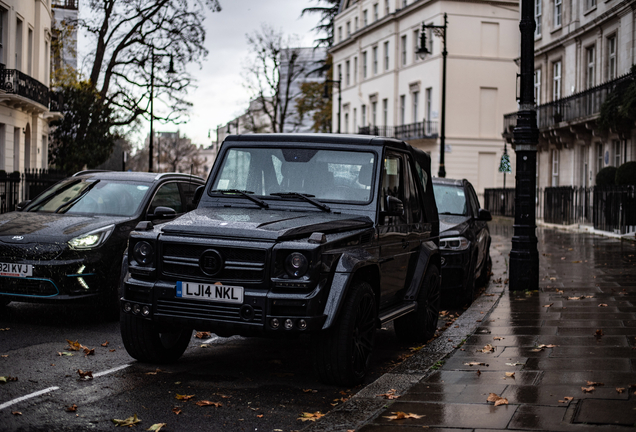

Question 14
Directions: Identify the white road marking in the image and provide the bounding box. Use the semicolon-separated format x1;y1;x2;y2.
0;386;59;411
93;363;131;378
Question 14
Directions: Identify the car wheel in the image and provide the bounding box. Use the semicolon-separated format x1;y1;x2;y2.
462;258;477;305
394;265;441;343
120;312;192;364
476;251;492;287
312;281;376;386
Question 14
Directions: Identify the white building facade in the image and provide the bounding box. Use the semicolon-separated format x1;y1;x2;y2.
0;0;60;174
503;0;636;190
331;0;520;197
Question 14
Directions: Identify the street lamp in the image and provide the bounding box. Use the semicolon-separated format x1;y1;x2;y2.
323;75;342;133
148;48;176;173
416;13;448;178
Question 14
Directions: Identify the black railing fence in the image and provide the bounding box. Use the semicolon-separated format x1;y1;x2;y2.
0;169;68;213
0;172;21;214
23;169;68;201
358;120;438;140
483;188;515;217
593;185;636;234
0;69;50;107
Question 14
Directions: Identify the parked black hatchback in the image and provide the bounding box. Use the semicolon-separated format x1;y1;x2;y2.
432;178;491;305
121;134;440;386
0;171;204;310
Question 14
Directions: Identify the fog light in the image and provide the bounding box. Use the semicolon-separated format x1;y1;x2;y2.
123;302;132;313
298;319;307;330
284;319;293;330
132;303;141;314
271;318;280;329
141;306;151;317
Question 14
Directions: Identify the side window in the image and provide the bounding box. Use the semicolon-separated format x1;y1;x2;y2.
405;159;424;224
149;182;183;215
415;161;428;193
179;182;200;211
467;184;480;218
380;151;406;225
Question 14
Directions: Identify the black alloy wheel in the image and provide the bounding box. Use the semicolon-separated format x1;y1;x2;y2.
394;265;441;342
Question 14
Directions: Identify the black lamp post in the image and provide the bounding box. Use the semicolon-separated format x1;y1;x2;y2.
149;48;176;173
509;0;539;290
324;75;342;133
416;13;447;178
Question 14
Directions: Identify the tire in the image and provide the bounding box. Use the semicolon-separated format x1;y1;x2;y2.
462;258;477;306
394;265;441;343
120;312;192;363
312;281;377;386
476;251;492;288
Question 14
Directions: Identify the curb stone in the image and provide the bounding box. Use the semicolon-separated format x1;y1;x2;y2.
302;239;510;432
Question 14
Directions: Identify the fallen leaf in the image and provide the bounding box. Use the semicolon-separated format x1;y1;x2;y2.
0;376;18;383
572;260;582;263
109;349;116;352
598;303;608;307
175;394;195;401
195;331;211;339
495;397;509;406
58;351;73;357
595;329;604;336
66;339;82;351
383;411;425;420
298;412;325;422
77;369;93;380
476;369;481;376
493;337;504;340
302;389;317;393
487;393;509;406
586;381;604;386
617;388;625;393
0;328;9;331
83;347;95;357
257;414;264;418
101;341;109;347
505;372;515;378
1;354;8;358
506;362;525;366
581;386;595;393
65;404;78;412
543;303;554;308
145;369;164;375
146;424;167;432
564;396;573;401
480;344;495;354
195;400;222;407
377;389;399;400
464;362;487;366
112;414;141;427
171;407;181;415
11;411;21;415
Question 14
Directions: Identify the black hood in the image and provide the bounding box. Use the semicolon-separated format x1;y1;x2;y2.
439;214;470;237
0;211;130;243
160;207;373;241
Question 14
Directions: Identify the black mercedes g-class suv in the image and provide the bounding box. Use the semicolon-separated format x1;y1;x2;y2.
120;134;440;386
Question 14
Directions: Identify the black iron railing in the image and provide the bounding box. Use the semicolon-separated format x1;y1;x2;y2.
542;186;592;225
0;69;50;107
503;72;634;133
51;0;78;9
358;120;438;140
593;185;636;234
483;188;515;217
0;172;21;214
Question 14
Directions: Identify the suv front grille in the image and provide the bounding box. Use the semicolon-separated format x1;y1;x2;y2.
0;243;63;261
160;244;267;282
156;298;263;323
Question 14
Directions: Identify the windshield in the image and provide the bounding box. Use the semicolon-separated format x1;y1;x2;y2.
211;147;376;203
433;183;467;216
26;179;152;216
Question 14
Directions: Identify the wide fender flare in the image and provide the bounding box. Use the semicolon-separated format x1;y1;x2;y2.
321;249;379;330
403;240;440;302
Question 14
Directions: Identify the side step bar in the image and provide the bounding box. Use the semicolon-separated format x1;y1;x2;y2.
379;301;417;325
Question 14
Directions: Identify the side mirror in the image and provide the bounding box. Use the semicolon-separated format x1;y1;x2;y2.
149;206;177;220
16;200;31;211
384;196;404;216
193;185;204;207
478;208;492;221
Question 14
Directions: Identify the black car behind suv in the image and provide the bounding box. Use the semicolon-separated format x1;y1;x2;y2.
121;134;440;385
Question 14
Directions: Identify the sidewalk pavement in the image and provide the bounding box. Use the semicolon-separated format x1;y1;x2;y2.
305;226;636;431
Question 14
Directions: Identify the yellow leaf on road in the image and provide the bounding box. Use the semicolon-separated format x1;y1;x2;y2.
383;411;425;420
195;400;222;407
175;394;195;401
147;424;166;432
298;411;325;421
112;414;141;427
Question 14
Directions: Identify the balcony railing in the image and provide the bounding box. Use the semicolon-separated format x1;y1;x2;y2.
51;0;79;9
358;120;438;140
0;69;49;107
503;72;635;135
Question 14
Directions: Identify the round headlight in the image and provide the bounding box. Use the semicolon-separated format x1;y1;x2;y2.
133;241;154;265
285;252;308;278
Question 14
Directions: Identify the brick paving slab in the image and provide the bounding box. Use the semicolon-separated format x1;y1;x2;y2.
304;227;636;431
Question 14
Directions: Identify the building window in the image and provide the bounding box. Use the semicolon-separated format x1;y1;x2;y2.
425;87;432;120
400;95;406;125
353;108;357;131
337;64;342;85
401;35;407;66
338;26;342;42
384;0;389;15
354;56;358;83
534;69;541;105
382;98;388;126
413;29;419;62
585;0;596;10
607;36;616;81
596;143;603;174
551;149;559;186
402;0;407;7
345;60;350;86
372;46;378;74
344;113;349;133
27;28;32;76
15;18;22;71
363;10;368;26
384;41;389;70
614;140;622;166
412;91;419;123
362;104;367;126
346;21;351;37
371;101;377;127
427;25;434;54
534;0;542;37
354;17;359;31
552;61;561;101
363;51;367;78
373;3;378;21
586;46;595;89
0;8;5;64
554;0;562;28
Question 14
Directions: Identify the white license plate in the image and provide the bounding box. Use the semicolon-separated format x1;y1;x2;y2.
176;281;243;304
0;262;32;277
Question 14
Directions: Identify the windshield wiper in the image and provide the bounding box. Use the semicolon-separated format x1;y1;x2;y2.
270;192;330;212
55;180;101;214
210;189;269;208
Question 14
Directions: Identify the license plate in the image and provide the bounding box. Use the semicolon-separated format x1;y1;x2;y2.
0;262;32;277
176;281;243;304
